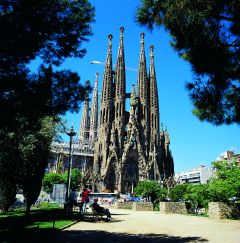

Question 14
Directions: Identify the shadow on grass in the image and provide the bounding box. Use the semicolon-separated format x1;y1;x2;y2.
51;230;208;243
0;208;79;243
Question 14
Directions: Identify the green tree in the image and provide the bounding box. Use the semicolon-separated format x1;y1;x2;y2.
156;187;168;202
43;168;82;194
0;0;95;211
0;0;95;67
69;168;82;190
21;116;59;214
183;184;210;211
169;183;210;212
136;0;240;125
62;168;83;190
208;160;240;202
169;184;189;202
134;180;167;208
43;172;65;193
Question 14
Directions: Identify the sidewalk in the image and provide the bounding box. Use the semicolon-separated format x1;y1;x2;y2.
51;208;240;243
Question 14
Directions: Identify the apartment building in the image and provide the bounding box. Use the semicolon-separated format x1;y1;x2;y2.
175;165;213;184
217;151;240;165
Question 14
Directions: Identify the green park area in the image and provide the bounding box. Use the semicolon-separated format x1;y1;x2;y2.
0;203;77;242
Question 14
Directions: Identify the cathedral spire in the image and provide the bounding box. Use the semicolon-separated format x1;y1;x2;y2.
138;32;148;105
101;34;113;104
164;128;170;145
79;80;90;144
149;45;160;143
106;34;113;66
150;45;155;77
89;72;99;146
140;32;146;62
115;26;126;97
118;26;124;57
114;27;126;153
93;33;114;181
137;32;150;153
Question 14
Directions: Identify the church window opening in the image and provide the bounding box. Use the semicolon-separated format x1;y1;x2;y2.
103;108;105;123
106;108;109;122
116;103;119;118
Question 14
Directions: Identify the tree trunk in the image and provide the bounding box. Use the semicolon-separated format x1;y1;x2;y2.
25;202;31;216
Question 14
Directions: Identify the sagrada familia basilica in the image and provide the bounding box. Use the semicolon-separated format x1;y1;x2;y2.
51;27;174;193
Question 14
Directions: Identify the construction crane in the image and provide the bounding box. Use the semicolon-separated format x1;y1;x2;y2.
90;60;137;72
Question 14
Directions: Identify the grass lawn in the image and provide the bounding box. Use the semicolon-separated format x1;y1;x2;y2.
0;203;79;243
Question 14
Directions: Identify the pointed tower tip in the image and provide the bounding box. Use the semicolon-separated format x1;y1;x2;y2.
150;45;155;69
120;27;124;41
108;34;113;41
120;26;124;32
105;33;113;66
141;32;145;43
95;72;99;78
161;122;164;131
86;80;90;86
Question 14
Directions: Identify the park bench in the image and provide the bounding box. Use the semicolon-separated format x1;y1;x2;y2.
89;204;106;222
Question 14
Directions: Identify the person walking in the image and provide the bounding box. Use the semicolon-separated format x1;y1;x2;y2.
80;187;91;215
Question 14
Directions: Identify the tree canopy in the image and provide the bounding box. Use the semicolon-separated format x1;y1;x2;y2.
0;0;95;211
43;168;82;193
208;160;240;202
136;0;240;125
0;0;94;67
134;180;167;207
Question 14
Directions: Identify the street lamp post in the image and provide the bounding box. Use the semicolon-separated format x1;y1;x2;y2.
65;126;76;203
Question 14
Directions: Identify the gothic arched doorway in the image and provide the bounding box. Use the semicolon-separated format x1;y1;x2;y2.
104;158;117;192
122;149;139;193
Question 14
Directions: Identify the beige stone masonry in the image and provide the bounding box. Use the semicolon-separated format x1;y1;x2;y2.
115;201;133;210
208;202;240;219
132;202;153;211
160;202;187;214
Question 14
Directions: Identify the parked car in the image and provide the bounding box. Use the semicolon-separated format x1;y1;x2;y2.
128;197;144;202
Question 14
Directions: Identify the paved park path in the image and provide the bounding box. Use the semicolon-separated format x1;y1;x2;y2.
51;208;240;243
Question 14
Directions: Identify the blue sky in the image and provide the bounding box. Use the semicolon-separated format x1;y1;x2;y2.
52;0;239;173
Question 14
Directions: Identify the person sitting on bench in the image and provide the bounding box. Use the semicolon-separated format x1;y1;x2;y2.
91;198;112;221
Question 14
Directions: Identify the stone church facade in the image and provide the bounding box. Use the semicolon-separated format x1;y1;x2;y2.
79;27;174;193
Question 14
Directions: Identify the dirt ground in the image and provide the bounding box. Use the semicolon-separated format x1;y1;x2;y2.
51;207;240;243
